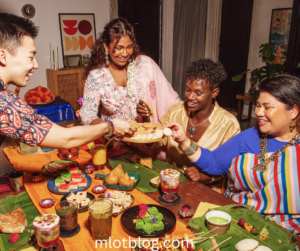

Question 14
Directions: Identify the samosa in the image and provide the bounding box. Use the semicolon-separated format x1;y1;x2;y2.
113;164;124;179
119;172;134;187
139;157;153;169
105;171;119;185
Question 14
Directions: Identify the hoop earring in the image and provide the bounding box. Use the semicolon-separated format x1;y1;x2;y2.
290;120;295;132
105;51;110;65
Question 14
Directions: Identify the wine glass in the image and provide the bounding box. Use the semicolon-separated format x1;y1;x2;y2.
160;169;180;202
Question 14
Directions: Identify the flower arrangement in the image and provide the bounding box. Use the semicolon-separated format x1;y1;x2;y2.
24;86;55;104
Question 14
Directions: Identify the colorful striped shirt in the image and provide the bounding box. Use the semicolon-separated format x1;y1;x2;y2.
194;127;300;232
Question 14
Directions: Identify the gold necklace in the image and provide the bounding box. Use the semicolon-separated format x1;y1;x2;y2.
253;133;300;172
188;117;209;139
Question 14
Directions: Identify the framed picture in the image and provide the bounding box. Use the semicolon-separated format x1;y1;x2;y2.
269;8;292;64
64;55;83;68
59;13;96;67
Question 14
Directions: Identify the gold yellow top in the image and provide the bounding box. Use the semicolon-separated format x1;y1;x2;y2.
155;101;241;170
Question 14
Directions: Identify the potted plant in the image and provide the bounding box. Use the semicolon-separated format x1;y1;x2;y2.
232;42;286;102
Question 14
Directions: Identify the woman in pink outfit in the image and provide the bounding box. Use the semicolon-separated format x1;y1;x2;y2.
80;18;180;125
80;18;180;160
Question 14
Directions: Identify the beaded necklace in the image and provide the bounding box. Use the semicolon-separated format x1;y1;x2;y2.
253;132;300;172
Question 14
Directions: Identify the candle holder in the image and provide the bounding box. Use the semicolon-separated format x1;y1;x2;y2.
84;164;94;174
179;204;193;218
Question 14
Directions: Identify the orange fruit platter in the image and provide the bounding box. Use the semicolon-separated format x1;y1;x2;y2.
122;121;166;143
24;85;55;105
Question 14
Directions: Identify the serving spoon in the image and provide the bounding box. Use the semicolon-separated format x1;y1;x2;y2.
10;234;36;251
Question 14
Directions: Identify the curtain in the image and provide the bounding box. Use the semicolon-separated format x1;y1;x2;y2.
172;0;208;99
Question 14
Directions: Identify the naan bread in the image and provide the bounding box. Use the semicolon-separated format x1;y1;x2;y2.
0;207;27;233
235;239;259;251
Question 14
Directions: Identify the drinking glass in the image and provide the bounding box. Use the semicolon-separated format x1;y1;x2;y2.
160;169;180;202
55;201;78;232
91;144;107;173
33;214;60;251
88;198;112;241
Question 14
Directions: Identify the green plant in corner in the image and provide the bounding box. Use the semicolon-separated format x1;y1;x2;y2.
232;43;286;102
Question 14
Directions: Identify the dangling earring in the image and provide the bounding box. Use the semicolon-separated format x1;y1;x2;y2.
290;120;295;132
128;57;132;63
105;51;110;65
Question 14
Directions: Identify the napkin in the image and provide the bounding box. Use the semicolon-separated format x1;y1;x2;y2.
193;202;220;219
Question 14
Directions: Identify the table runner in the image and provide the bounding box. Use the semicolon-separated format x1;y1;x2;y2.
18;166;192;251
2;148;91;173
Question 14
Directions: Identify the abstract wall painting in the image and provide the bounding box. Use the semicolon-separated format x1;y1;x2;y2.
59;13;96;67
269;8;292;64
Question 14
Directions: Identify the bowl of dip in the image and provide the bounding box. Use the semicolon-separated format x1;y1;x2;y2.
206;210;231;235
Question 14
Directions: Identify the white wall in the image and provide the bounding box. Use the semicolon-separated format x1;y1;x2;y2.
245;0;293;116
161;0;174;83
0;0;110;99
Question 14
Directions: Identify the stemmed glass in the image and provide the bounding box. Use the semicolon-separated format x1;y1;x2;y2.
160;169;180;202
33;214;60;251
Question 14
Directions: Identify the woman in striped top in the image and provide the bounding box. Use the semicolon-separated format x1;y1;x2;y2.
167;74;300;233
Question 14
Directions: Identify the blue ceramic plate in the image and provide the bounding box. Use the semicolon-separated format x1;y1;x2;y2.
95;172;140;191
47;173;92;195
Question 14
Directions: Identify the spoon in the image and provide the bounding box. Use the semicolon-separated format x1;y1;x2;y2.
10;234;37;251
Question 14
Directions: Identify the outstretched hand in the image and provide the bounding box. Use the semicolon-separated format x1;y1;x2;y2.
166;122;189;145
112;118;136;136
183;165;201;182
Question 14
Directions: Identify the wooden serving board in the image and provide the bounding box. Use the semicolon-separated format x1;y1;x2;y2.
122;135;165;143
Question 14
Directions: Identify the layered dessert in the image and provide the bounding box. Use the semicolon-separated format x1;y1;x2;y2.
33;214;60;248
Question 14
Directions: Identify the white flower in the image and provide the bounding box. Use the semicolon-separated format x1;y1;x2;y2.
127;61;135;98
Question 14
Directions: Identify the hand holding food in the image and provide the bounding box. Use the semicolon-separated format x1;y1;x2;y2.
111;118;136;136
137;100;154;118
167;122;189;146
183;166;201;182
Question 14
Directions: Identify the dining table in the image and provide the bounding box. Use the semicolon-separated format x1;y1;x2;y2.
0;120;299;251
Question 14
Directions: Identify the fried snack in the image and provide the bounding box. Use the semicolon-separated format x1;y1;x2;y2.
105;171;119;185
113;164;124;179
127;120;139;128
163;128;172;136
139;157;153;169
0;208;27;233
119;172;132;186
142;122;156;129
146;103;154;118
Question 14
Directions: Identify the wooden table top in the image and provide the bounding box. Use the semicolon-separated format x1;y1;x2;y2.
1;119;299;250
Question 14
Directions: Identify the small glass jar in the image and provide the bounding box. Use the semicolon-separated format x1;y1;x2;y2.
32;172;42;183
82;54;90;66
179;204;193;218
55;201;78;232
88;198;112;240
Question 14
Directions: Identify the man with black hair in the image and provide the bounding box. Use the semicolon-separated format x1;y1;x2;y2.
151;58;240;189
0;13;134;148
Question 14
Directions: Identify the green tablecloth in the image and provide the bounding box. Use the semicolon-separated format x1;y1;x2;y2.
188;204;298;251
108;151;187;193
0;192;40;251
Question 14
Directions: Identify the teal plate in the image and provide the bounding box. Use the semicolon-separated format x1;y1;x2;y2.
95;172;140;191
